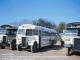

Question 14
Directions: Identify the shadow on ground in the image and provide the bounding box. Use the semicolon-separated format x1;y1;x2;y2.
38;45;63;53
71;52;80;56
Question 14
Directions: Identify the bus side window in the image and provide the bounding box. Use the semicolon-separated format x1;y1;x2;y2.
26;29;32;36
51;32;56;36
34;30;38;35
41;31;49;36
32;29;38;35
45;32;49;36
41;31;45;36
47;32;50;36
39;30;41;36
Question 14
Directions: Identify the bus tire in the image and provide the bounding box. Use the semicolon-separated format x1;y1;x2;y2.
1;45;5;49
61;41;64;46
31;42;38;53
18;45;22;51
11;39;16;50
65;48;71;56
11;46;16;50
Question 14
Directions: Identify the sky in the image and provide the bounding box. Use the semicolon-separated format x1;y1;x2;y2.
0;0;80;25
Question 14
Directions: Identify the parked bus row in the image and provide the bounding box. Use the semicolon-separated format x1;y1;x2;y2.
0;22;80;56
0;24;57;53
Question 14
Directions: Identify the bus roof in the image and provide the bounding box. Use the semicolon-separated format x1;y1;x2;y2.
66;22;80;29
0;24;17;30
18;24;57;33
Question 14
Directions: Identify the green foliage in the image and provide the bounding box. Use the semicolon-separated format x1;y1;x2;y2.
56;22;66;33
33;18;56;29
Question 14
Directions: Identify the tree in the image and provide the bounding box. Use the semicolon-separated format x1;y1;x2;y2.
56;22;66;33
33;18;56;29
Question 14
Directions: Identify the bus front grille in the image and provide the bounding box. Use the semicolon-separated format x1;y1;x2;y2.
3;36;6;43
22;37;26;47
74;38;80;50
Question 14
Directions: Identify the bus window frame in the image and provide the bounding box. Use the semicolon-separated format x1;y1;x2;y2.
17;29;26;35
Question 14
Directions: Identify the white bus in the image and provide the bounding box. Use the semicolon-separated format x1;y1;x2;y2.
16;24;57;52
0;24;17;49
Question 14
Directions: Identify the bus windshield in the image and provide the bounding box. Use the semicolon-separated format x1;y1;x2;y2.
26;29;38;36
0;29;7;34
6;30;17;35
17;29;25;34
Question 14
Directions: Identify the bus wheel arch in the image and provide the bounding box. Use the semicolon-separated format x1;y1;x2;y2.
30;41;38;53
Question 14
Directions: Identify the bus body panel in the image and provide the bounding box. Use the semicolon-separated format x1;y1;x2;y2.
40;36;51;47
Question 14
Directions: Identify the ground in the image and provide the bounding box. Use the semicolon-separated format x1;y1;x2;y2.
0;41;80;60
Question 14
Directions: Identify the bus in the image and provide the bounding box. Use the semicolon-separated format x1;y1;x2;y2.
0;24;17;49
60;22;80;56
16;24;57;52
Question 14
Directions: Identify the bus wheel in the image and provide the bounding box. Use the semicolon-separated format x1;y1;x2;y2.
65;48;71;56
61;41;64;46
31;42;38;53
18;45;22;51
1;45;5;49
11;46;16;50
11;40;16;50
